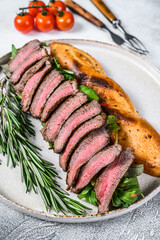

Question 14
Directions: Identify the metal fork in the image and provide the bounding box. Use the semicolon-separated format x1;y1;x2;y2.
64;0;145;54
91;0;149;55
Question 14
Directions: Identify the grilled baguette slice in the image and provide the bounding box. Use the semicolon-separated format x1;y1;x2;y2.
50;42;160;177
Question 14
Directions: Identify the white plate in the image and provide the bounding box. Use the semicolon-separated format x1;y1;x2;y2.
0;39;160;223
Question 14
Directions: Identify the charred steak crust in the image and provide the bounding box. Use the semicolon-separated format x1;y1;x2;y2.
94;148;134;213
59;113;106;171
66;127;110;187
8;39;41;73
41;79;78;122
73;144;122;193
54;100;102;153
10;48;48;85
22;60;52;112
30;70;65;118
14;57;50;94
41;92;88;143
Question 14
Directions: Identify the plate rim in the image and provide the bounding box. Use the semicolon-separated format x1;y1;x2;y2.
0;39;160;223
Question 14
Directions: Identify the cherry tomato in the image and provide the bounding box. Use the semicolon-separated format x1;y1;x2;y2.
14;13;34;34
28;0;46;17
56;11;74;31
36;11;55;32
48;1;66;15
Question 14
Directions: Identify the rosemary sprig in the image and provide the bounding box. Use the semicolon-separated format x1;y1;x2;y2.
0;76;90;215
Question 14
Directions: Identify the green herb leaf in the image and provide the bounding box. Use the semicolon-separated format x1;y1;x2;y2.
10;44;18;60
78;183;99;206
52;57;75;81
106;115;120;143
41;122;46;127
42;42;47;46
79;85;99;101
112;176;143;209
125;164;144;178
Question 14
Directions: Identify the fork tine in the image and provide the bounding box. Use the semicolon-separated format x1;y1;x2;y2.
128;38;149;54
131;37;149;53
122;41;146;55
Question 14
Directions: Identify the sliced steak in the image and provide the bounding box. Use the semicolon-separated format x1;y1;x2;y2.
22;60;51;112
41;92;88;143
59;113;106;171
41;80;78;122
8;39;41;73
54;100;102;153
30;70;65;118
94;148;134;213
10;48;48;85
14;57;49;94
66;127;110;187
73;144;122;193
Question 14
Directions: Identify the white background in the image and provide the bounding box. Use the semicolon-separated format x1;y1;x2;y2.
0;0;160;69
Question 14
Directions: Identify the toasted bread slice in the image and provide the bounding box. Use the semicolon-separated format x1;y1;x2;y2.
50;42;160;177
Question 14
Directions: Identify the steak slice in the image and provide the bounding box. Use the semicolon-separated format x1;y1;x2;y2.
94;148;134;213
14;57;50;94
22;60;52;112
41;92;88;143
10;48;48;85
41;79;78;122
54;100;102;153
8;39;41;73
66;127;110;187
73;144;122;193
59;113;106;171
30;70;65;118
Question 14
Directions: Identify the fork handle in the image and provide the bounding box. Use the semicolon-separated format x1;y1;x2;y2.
91;0;117;23
64;0;104;27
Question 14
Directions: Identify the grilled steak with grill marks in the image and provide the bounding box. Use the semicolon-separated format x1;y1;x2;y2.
94;148;134;213
41;79;78;122
9;39;41;73
66;127;110;187
54;100;102;153
41;92;88;143
30;70;65;118
73;144;122;193
22;60;51;112
14;57;50;94
59;113;106;171
10;48;48;85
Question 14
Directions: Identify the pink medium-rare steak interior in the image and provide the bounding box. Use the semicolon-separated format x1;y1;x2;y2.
14;57;49;94
41;92;88;143
8;39;41;73
94;148;134;213
66;127;110;187
54;100;102;153
59;113;106;171
22;60;51;112
41;79;78;122
30;70;64;118
10;48;48;85
73;144;122;193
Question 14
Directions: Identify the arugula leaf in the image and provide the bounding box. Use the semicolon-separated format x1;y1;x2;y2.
79;85;99;101
112;176;143;208
77;183;99;206
42;42;47;46
106;115;120;144
125;164;144;178
52;57;75;81
10;44;18;60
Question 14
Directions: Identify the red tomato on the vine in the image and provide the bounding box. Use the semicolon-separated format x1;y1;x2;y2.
28;0;46;17
56;11;74;31
48;1;66;15
14;13;34;33
36;11;55;32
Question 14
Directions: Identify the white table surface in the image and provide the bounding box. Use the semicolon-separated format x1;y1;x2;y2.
0;0;160;239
